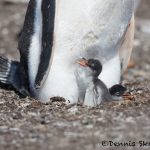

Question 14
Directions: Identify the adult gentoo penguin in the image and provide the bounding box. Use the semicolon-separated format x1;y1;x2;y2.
0;0;135;104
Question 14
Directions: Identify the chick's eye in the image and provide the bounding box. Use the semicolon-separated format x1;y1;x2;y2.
91;63;95;67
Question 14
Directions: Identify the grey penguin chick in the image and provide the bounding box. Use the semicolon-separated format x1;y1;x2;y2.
75;58;113;107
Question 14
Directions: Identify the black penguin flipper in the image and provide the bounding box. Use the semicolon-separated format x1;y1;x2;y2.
35;0;56;88
0;57;29;96
19;0;56;89
18;0;36;93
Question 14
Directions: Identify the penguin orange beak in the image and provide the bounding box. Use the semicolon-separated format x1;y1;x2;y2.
77;58;88;67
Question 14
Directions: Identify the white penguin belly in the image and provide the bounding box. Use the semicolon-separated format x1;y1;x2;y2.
38;56;79;103
30;0;133;102
99;54;121;88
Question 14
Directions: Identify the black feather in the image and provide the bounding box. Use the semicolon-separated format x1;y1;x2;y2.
0;56;29;97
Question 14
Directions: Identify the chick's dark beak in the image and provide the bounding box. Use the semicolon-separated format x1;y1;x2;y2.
77;58;88;67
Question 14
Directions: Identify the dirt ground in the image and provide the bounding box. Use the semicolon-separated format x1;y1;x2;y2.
0;1;150;150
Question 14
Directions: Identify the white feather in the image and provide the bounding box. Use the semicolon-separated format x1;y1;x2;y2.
28;0;42;89
99;54;121;88
84;84;103;107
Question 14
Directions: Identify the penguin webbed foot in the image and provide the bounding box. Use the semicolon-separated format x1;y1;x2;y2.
0;82;30;98
11;86;30;98
17;87;30;98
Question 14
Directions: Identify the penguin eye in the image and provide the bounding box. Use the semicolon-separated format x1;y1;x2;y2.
91;62;96;68
88;60;97;69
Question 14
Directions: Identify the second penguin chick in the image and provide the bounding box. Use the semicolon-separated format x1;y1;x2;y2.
76;58;113;107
